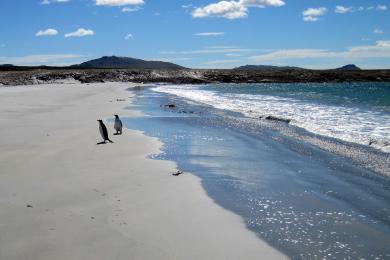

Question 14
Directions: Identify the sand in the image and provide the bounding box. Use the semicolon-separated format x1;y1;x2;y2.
0;82;286;260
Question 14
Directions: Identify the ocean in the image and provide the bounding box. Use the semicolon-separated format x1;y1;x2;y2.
152;83;390;154
124;83;390;259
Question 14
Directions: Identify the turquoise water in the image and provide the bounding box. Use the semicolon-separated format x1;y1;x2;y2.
153;83;390;153
124;84;390;259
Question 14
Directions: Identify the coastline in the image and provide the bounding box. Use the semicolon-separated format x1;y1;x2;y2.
125;85;390;259
1;68;390;86
0;82;286;259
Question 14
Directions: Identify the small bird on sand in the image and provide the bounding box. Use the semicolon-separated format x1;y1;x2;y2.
114;114;123;135
97;120;113;144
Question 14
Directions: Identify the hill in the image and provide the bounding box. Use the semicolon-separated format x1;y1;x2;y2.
335;64;361;71
73;56;185;70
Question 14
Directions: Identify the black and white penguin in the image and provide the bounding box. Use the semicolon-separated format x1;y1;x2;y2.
114;115;123;135
97;120;113;144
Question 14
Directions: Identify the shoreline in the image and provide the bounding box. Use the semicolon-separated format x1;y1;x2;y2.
125;86;390;259
150;83;390;176
0;82;286;259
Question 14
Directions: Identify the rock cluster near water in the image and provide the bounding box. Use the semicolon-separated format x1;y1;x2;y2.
0;68;390;86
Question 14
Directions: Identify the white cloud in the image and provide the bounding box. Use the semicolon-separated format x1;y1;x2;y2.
367;5;387;11
240;0;284;7
302;7;327;22
251;49;331;61
193;1;247;19
65;28;94;38
377;40;390;47
159;46;254;56
205;59;242;65
151;57;192;62
121;6;142;12
334;4;387;13
195;32;225;36
202;59;244;68
124;33;134;40
40;0;70;4
0;54;83;66
225;53;244;57
249;40;390;62
335;6;353;14
192;0;285;19
207;45;241;49
36;28;58;36
180;47;254;55
374;29;384;34
95;0;144;6
159;51;177;54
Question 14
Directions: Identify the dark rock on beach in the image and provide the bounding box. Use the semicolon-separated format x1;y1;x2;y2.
172;171;183;176
260;115;291;124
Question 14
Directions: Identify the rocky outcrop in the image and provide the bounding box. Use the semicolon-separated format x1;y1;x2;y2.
0;68;390;86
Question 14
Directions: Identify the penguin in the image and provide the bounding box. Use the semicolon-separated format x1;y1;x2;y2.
97;120;113;144
114;115;123;135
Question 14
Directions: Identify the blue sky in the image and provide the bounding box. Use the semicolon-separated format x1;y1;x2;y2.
0;0;389;69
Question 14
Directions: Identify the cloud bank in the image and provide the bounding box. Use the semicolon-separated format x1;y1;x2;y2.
0;54;83;66
249;40;390;62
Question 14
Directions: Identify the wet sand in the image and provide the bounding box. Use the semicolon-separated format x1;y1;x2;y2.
0;82;286;260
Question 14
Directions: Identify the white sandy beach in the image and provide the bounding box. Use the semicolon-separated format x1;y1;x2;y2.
0;82;286;260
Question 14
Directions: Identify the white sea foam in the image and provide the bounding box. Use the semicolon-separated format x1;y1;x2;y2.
152;85;390;153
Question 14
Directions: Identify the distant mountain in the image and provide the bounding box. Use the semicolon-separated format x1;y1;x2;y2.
73;56;185;70
335;64;361;71
234;65;304;71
